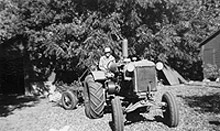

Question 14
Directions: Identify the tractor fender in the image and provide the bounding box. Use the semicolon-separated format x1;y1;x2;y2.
91;71;107;81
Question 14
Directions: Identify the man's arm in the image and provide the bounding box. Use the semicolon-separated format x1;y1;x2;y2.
111;55;116;63
99;57;106;71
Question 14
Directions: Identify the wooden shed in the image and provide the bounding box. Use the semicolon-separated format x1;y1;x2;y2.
199;29;220;78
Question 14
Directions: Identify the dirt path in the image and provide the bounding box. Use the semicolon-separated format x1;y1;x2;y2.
0;85;220;131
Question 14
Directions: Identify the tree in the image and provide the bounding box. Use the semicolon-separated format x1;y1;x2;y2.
1;0;220;86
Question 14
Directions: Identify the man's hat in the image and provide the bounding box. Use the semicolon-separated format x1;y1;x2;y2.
104;47;111;53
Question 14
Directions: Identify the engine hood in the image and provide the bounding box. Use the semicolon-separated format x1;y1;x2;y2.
132;59;155;67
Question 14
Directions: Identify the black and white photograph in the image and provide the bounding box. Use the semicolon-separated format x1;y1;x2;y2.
0;0;220;131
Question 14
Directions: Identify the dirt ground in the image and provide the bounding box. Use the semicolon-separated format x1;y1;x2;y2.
0;85;220;131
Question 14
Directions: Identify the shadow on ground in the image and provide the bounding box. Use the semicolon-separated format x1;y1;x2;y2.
180;92;220;113
108;111;164;130
209;121;220;125
0;95;40;117
124;112;164;125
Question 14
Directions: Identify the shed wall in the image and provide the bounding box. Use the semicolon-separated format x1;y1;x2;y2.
202;33;220;78
203;33;220;68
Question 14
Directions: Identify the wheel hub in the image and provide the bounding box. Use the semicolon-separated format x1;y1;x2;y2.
64;96;71;106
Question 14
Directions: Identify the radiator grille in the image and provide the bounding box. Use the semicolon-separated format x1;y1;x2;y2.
134;66;156;92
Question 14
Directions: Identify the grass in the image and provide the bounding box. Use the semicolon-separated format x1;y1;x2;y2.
0;85;220;131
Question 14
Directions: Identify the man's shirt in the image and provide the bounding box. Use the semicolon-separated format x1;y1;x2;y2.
99;55;115;71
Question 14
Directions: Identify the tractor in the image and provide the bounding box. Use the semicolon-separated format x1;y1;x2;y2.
62;39;179;131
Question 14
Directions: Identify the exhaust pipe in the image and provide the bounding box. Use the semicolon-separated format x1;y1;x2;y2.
122;39;128;58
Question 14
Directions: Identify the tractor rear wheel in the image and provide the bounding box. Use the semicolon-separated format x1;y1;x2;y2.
84;75;105;119
111;96;124;131
61;90;78;110
162;92;179;127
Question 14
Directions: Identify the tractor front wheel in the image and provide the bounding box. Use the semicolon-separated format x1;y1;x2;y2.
162;92;179;127
61;90;78;110
111;96;124;131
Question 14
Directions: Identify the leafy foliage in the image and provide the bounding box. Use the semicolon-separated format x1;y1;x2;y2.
1;0;220;83
204;64;220;80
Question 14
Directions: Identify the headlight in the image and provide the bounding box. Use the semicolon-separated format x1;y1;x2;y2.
127;64;135;72
156;62;164;70
131;57;137;61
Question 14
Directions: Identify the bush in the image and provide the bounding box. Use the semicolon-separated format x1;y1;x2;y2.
204;64;220;81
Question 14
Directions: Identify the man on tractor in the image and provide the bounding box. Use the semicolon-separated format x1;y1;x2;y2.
99;47;115;72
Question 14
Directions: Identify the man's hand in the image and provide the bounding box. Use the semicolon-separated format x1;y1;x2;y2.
106;72;115;78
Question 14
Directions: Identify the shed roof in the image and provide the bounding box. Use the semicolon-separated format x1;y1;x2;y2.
199;29;220;47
